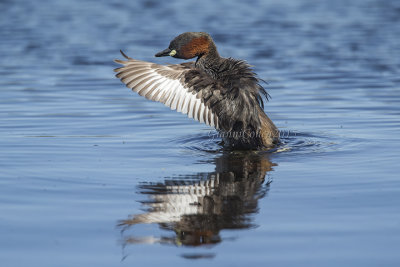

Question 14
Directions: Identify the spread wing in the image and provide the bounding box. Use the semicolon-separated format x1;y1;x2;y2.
114;51;219;129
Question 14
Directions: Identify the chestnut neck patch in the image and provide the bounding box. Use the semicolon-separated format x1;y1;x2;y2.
181;37;210;59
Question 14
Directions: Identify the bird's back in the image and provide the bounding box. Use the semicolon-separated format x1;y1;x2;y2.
186;57;279;149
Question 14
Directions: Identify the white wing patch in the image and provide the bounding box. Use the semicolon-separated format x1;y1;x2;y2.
114;56;219;129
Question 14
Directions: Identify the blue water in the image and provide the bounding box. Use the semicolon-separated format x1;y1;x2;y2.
1;0;400;266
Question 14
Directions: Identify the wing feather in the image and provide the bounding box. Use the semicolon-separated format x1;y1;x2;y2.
114;53;219;129
198;101;205;124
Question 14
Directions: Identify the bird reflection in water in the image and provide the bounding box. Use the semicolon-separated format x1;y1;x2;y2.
118;151;276;248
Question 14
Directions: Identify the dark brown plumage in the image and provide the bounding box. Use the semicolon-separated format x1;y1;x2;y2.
114;32;279;149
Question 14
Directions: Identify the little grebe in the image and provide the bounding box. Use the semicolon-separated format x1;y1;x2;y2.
114;32;279;149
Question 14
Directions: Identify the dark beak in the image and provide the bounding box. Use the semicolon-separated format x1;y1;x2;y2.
155;48;172;57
